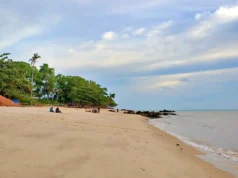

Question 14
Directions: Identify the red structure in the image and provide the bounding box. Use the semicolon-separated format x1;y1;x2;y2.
0;95;19;106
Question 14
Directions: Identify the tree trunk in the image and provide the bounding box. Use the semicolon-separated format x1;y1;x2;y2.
30;66;34;98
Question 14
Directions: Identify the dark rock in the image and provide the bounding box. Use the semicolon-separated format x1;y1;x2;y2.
124;110;160;118
136;111;161;118
176;144;180;146
123;109;176;118
124;110;135;114
159;109;177;116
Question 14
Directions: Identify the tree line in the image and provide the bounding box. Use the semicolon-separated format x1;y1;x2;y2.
0;53;117;107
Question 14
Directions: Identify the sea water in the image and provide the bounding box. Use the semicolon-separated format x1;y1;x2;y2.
148;111;238;177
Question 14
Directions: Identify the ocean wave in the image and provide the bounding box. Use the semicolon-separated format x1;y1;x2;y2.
148;120;238;163
171;132;238;162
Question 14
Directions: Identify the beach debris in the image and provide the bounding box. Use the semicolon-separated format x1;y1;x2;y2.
176;144;180;146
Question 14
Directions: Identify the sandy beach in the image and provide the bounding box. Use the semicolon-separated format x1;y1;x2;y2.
0;107;234;178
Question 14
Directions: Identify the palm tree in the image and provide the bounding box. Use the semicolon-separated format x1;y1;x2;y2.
29;53;41;97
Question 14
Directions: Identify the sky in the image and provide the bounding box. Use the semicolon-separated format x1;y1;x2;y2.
1;0;238;110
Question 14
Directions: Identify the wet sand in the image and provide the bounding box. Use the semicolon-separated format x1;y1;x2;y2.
0;107;234;178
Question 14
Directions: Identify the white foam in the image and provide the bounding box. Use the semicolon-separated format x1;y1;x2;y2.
148;112;238;177
148;119;238;163
170;132;238;162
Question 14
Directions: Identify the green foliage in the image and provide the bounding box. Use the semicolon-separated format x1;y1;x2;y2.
36;63;55;98
0;53;31;99
0;53;117;107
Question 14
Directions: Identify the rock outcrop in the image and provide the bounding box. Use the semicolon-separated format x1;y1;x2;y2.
123;109;176;118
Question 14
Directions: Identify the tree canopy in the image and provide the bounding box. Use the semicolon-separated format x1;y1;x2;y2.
0;53;117;107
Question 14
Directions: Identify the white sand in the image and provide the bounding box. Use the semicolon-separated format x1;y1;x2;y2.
0;107;234;178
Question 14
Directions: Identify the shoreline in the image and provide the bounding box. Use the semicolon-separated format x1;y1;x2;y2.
0;107;235;178
146;120;235;178
148;111;238;177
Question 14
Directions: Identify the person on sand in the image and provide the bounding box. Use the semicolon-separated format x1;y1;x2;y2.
55;107;62;113
49;107;54;112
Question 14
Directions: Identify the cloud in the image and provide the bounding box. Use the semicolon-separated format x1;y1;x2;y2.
104;0;236;15
189;5;238;39
72;0;93;4
133;28;146;36
123;27;134;32
195;13;203;20
15;6;238;77
102;31;118;40
106;0;168;14
0;25;44;51
0;7;61;51
121;34;130;38
195;12;211;20
128;67;238;92
141;44;238;72
154;80;182;89
147;21;173;37
214;5;238;22
7;2;238;83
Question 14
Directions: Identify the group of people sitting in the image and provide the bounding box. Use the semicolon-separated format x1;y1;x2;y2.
49;107;62;113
